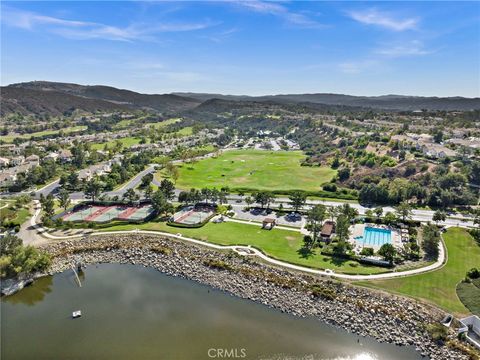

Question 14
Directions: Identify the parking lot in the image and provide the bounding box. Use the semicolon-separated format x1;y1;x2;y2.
232;206;305;228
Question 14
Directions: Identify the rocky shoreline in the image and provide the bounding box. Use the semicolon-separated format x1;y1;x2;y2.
2;233;472;359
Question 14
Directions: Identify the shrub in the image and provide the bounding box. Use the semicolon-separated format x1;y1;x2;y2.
466;268;480;279
309;284;337;300
203;259;233;271
426;323;448;344
360;247;374;256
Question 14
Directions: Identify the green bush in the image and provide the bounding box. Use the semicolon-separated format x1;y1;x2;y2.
467;267;480;279
0;234;51;279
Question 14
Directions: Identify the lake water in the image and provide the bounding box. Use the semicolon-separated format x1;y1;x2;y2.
1;264;424;360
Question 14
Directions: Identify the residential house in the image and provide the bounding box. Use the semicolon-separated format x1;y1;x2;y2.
25;154;40;166
10;156;25;166
0;172;16;189
58;149;73;162
45;152;59;162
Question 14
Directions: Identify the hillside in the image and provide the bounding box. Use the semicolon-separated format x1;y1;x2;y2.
0;86;129;117
175;92;480;111
5;81;201;115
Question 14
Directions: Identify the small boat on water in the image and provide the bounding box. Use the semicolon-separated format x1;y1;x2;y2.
72;310;82;319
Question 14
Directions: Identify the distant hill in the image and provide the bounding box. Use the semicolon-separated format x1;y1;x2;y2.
0;86;129;117
4;81;201;116
2;81;479;118
175;92;480;111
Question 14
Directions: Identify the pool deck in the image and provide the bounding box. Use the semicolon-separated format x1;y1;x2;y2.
349;224;402;252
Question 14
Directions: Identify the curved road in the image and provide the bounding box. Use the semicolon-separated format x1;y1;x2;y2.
24;201;447;281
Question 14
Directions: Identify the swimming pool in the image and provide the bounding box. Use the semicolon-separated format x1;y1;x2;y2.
354;227;392;247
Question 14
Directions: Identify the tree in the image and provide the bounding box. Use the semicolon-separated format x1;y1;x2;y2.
58;188;71;211
378;243;396;263
40;193;55;222
395;201;412;223
289;191;307;212
245;196;254;207
254;191;274;209
335;214;351;243
151;190;173;217
432;210;447;225
123;188;139;205
0;233;22;254
340;203;358;222
303;235;314;250
143;184;154;200
374;207;383;221
84;178;103;204
139;173;153;189
159;179;175;200
307;204;326;243
326;206;339;221
422;224;440;260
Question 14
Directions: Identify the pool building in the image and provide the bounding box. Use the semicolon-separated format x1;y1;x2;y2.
350;224;402;253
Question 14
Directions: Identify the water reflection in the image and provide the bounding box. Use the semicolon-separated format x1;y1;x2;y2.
4;276;53;306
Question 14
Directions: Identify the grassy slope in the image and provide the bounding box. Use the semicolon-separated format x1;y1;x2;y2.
357;228;480;316
90;137;147;150
162;150;337;192
97;220;385;275
149;118;182;129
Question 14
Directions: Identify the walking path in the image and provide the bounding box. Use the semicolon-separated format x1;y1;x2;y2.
25;201;447;281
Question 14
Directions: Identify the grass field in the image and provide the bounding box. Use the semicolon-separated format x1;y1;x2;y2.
3;126;87;143
95;220;386;274
148;118;182;129
90;137;148;150
159;150;337;192
175;126;193;136
357;228;480;316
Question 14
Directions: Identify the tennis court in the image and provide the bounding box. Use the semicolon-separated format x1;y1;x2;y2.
172;204;215;225
62;204;155;223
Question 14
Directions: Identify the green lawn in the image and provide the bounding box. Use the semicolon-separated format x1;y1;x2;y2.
148;118;183;129
159;149;337;192
175;126;193;136
0;206;30;226
90;137;148;150
96;220;385;275
2;126;87;143
357;228;480;316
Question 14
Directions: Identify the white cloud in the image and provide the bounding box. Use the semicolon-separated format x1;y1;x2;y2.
234;1;324;28
376;41;431;57
338;60;380;74
348;8;418;31
1;7;215;42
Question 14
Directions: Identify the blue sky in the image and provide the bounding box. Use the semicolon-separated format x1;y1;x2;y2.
1;1;479;97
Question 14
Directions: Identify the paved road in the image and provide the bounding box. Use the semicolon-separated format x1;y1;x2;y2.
22;201;447;281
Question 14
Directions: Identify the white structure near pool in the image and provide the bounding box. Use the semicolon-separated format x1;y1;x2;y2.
349;224;402;253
